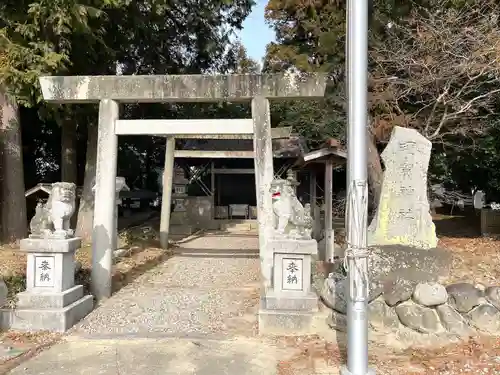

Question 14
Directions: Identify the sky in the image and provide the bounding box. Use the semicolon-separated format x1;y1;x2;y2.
238;0;276;64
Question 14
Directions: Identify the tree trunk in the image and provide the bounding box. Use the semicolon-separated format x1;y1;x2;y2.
0;90;27;243
61;119;77;183
367;130;383;209
75;124;97;243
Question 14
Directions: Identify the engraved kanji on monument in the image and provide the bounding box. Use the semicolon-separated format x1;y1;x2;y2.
368;126;438;249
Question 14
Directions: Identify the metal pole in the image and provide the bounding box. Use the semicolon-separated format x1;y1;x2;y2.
344;0;351;233
324;159;334;262
341;0;374;374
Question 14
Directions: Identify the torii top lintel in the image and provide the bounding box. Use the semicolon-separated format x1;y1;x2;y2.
39;73;327;104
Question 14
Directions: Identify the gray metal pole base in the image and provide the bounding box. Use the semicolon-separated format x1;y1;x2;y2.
340;365;376;375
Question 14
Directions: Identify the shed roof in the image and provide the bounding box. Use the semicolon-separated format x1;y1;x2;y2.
295;138;347;168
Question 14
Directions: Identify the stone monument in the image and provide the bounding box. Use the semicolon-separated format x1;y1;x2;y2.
3;182;93;332
368;126;438;249
259;175;318;335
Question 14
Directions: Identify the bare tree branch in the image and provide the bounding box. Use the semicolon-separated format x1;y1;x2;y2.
369;0;500;147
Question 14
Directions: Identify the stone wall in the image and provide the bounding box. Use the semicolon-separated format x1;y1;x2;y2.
480;208;500;236
324;275;500;336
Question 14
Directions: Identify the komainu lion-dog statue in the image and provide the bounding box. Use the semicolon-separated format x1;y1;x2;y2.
271;178;313;240
29;182;76;239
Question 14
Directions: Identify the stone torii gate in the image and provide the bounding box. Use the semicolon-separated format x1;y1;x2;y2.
39;74;327;301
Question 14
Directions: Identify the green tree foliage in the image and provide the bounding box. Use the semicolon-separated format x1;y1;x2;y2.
264;0;500;198
263;0;348;148
229;40;261;73
0;0;122;242
0;0;255;243
0;0;119;104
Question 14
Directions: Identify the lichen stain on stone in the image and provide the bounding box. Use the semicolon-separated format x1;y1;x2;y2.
39;73;328;103
368;126;438;250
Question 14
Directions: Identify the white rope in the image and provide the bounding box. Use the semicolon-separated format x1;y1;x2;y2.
343;179;370;302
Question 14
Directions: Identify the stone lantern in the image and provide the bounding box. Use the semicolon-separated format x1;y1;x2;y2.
170;167;189;225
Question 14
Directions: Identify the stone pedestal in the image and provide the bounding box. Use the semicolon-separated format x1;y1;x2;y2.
259;238;318;335
170;211;194;240
2;237;93;332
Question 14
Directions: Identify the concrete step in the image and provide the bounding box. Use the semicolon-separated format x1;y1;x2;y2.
173;248;259;258
220;221;259;232
9;337;283;375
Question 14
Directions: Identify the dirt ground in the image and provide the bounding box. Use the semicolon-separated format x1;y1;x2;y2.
0;214;499;374
435;214;500;286
272;334;500;375
287;213;500;374
0;226;173;373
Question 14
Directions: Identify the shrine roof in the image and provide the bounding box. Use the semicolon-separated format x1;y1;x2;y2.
175;134;309;159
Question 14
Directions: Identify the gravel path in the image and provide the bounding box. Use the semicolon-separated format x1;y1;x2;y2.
71;232;261;338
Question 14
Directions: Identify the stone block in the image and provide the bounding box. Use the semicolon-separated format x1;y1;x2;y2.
170;211;188;225
25;251;75;293
20;237;81;253
322;277;382;314
395;301;443;334
481;209;500;236
16;285;84;309
169;225;194;236
273;253;312;295
258;309;314;335
220;221;254;232
485;286;500;310
368;298;399;329
215;206;229;219
262;291;318;311
20;237;81;294
384;278;413;306
446;283;483;313
413;282;448;306
436;304;472;336
1;295;93;333
269;238;317;255
369;245;452;285
206;221;222;230
467;303;500;334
